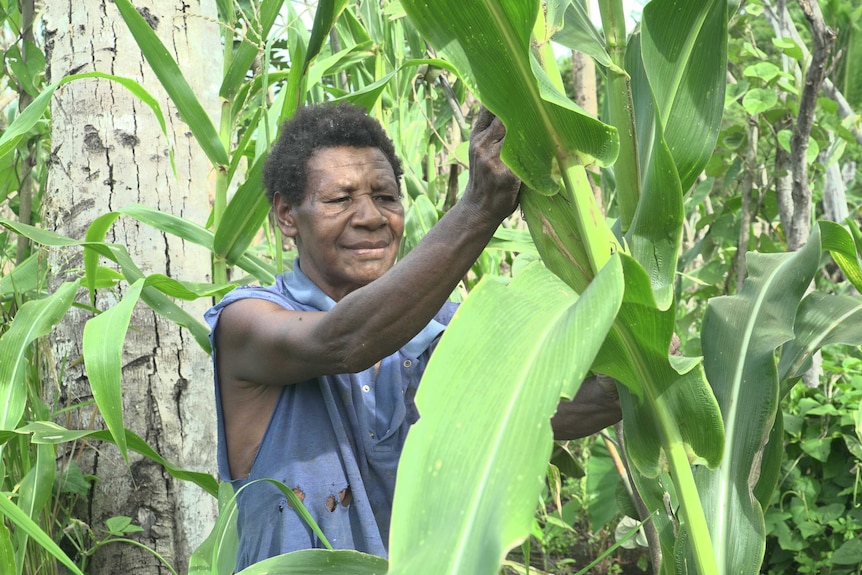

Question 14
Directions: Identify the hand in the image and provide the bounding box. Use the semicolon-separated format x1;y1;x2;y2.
463;107;521;222
551;375;622;440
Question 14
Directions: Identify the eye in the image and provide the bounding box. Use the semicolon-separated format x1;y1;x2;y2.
375;194;400;203
326;196;351;204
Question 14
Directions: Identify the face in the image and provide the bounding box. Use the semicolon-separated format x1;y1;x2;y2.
275;146;404;301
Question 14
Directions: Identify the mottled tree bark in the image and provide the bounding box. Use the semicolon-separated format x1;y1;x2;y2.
42;1;220;573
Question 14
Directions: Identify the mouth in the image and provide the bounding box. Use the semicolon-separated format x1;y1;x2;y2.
345;241;391;257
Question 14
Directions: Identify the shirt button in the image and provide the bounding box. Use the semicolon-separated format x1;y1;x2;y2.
362;385;370;392
369;432;375;438
403;360;412;368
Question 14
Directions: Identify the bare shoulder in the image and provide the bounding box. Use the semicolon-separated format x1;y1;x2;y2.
214;296;331;388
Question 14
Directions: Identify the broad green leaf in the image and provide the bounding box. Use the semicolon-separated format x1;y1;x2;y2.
190;478;333;575
213;155;269;266
0;521;14;575
113;0;228;167
831;538;862;566
842;22;862;108
693;229;822;575
402;194;438;253
0;280;79;431
0;81;58;161
742;88;778;115
0;252;46;300
388;258;623;575
743;62;783;83
552;2;612;68
0;218;214;353
641;0;728;192
119;204;215;249
83;278;146;462
303;0;349;74
777;292;862;381
772;37;804;61
624;35;684;309
819;220;862;292
22;421;218;497
402;0;618;195
189;482;238;575
14;443;55;575
220;0;285;99
237;549;388;575
0;492;85;575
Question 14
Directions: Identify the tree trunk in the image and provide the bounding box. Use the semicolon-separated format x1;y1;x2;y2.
42;1;220;573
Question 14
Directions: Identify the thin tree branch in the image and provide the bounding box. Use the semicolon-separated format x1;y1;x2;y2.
787;0;837;250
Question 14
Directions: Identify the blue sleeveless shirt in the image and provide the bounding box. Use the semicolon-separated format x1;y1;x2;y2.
205;262;457;571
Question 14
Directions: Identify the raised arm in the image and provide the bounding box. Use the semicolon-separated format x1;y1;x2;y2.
216;108;521;389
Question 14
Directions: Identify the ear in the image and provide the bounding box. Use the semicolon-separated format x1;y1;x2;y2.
273;192;299;239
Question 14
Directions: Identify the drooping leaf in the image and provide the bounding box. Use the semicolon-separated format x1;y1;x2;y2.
82;278;146;462
692;229;822;575
236;549;388;575
388;258;623;575
220;0;285;99
402;0;618;196
0;281;79;431
552;1;612;68
13;443;55;572
113;0;228;167
641;0;728;192
22;421;218;497
213;155;269;266
777;292;862;381
0;493;85;575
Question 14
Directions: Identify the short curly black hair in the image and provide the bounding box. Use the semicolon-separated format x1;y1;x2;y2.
263;102;403;206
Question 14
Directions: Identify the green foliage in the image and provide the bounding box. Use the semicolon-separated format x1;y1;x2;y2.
1;1;861;574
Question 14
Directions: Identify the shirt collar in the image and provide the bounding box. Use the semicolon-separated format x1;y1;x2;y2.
282;259;447;358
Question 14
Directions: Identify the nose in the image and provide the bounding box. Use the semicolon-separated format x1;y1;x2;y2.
351;194;387;228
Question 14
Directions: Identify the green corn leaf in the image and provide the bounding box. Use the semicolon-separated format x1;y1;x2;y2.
641;0;728;192
22;421;218;497
0;81;58;161
819;220;862;292
13;443;55;575
113;0;228;167
0;252;47;300
0;218;214;353
119;204;215;248
236;550;388;575
0;520;14;575
0;492;85;575
83;278;146;462
213;155;269;266
843;22;862;108
777;292;862;381
388;258;623;575
190;478;336;575
402;0;618;195
220;0;285;99
692;229;822;575
303;0;349;75
0;281;79;431
552;1;611;67
623;34;684;310
402;194;439;254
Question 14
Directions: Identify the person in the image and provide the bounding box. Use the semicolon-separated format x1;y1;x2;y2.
205;102;621;571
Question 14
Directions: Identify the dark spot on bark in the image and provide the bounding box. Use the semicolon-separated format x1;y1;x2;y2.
338;486;351;507
173;378;188;402
136;7;160;30
325;495;337;513
115;130;140;148
286;487;305;509
83;125;106;153
78;24;85;33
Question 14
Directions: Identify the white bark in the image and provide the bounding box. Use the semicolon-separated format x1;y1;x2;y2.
43;1;220;573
